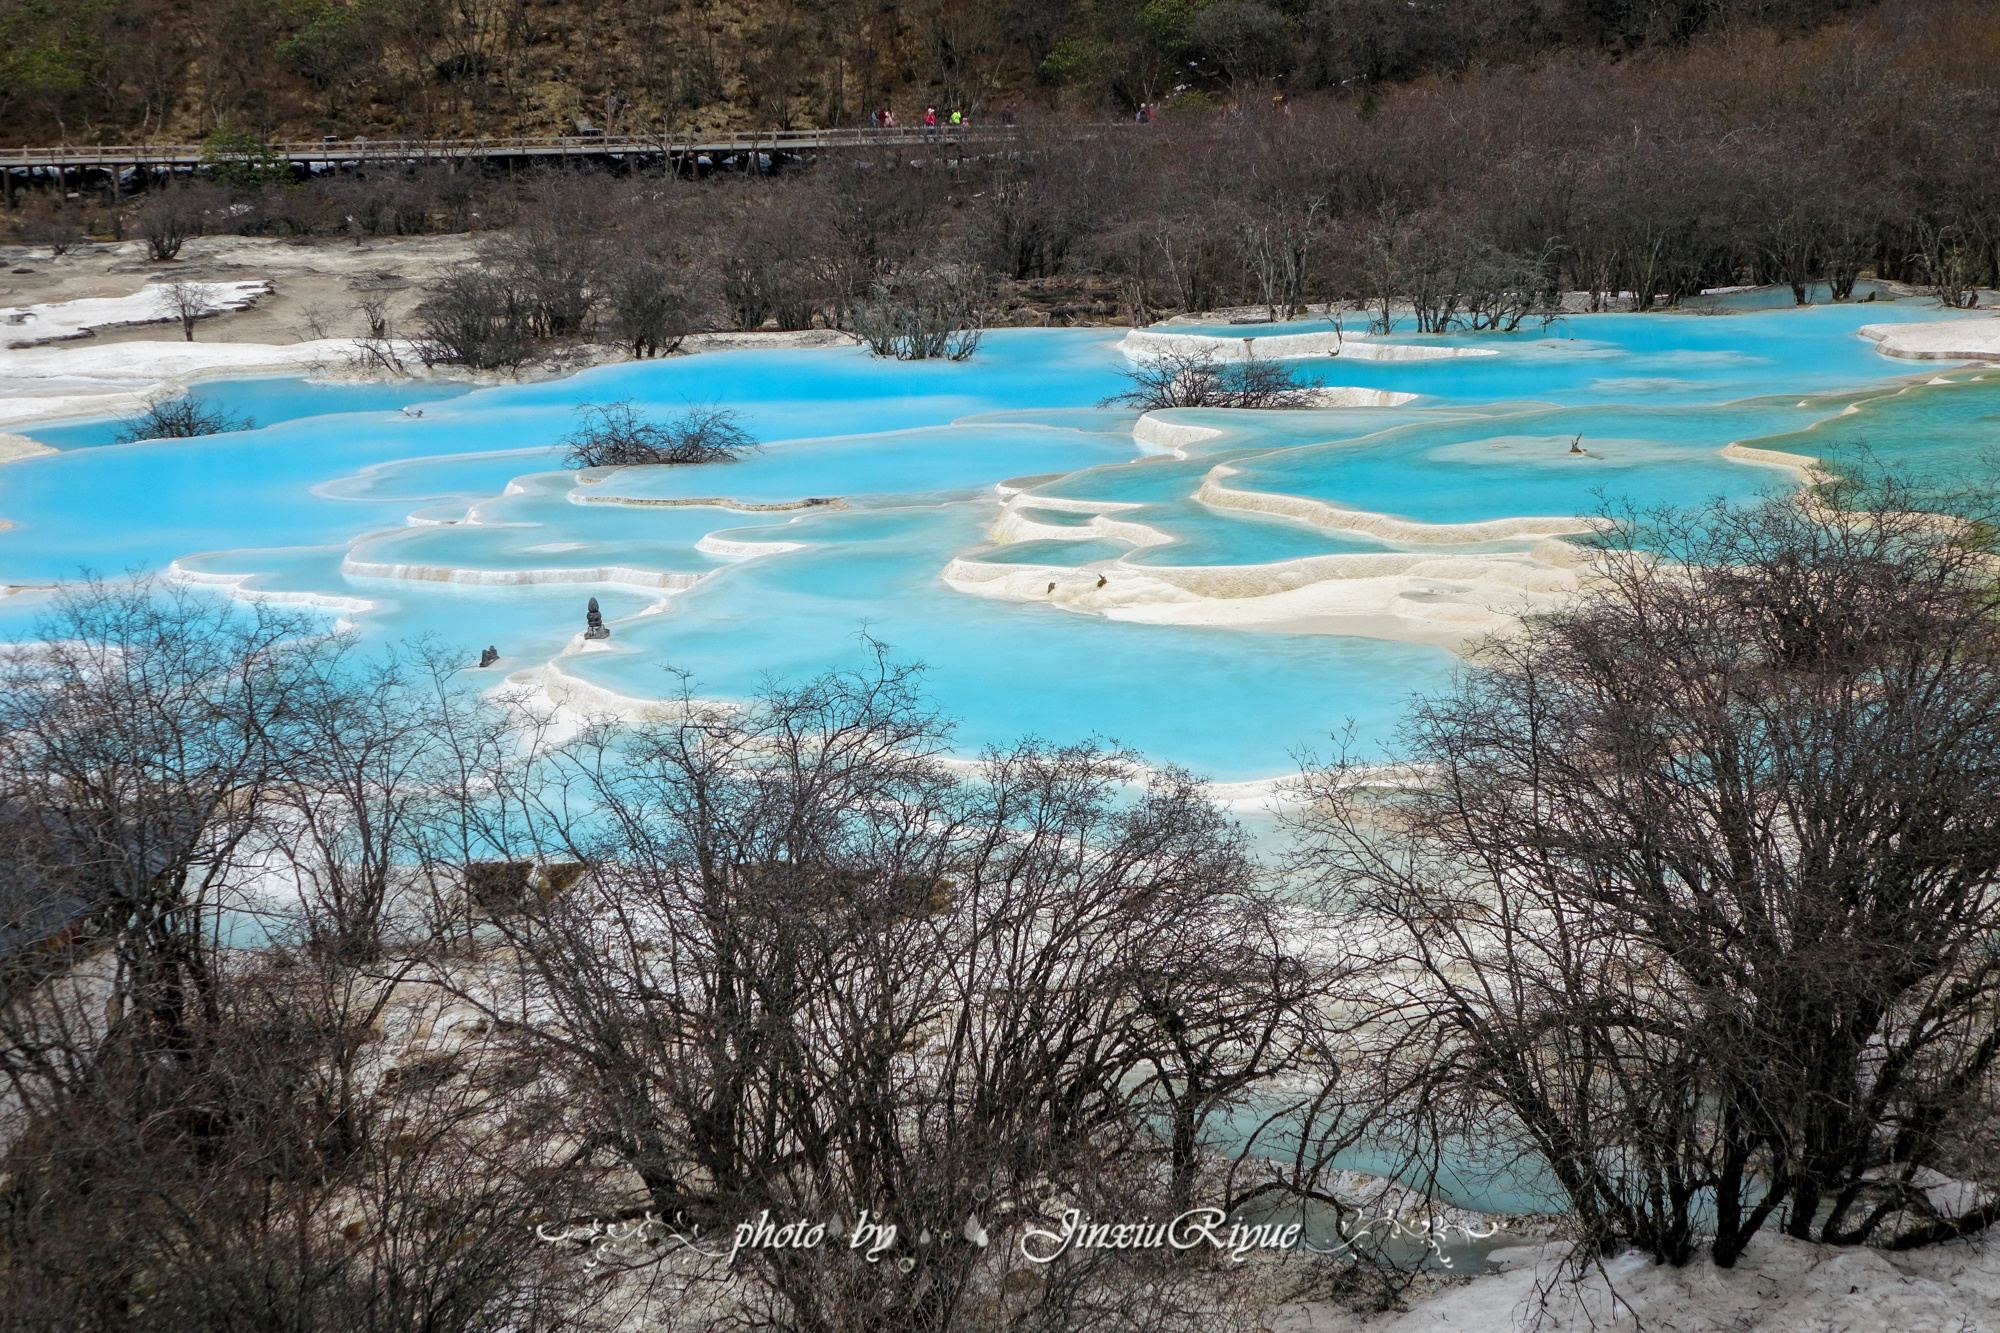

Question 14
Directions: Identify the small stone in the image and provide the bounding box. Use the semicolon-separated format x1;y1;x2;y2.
583;597;610;640
478;646;499;667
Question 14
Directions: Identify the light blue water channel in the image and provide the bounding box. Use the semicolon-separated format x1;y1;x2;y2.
22;375;477;450
0;307;1989;780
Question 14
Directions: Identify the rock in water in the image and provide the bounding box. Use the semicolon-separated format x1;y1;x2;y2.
584;597;610;640
478;646;499;667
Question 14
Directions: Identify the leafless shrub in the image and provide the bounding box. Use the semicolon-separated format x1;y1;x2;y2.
442;654;1358;1331
1106;347;1320;410
599;236;696;356
152;278;220;341
18;196;85;257
412;264;533;370
851;264;988;360
294;302;337;340
1292;476;2000;1267
133;186;213;261
559;400;756;468
113;392;253;442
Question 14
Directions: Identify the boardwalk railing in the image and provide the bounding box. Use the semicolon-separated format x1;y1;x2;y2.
0;126;1015;171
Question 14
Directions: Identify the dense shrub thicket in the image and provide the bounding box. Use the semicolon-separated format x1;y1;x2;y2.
1296;479;2000;1266
10;3;1991;369
7;481;2000;1333
0;589;1367;1333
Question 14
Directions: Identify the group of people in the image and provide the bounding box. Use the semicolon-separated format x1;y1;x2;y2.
866;104;1020;134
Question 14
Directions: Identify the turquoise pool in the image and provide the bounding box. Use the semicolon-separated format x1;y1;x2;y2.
0;304;1987;780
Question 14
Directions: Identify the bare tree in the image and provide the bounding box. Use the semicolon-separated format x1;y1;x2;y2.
412;264;533;370
720;202;829;333
293;301;339;340
113;392;253;442
850;264;988;361
18;196;85;257
1106;347;1321;410
154;279;219;341
133;186;211;262
0;586;594;1333
599;234;696;357
354;290;392;340
1292;477;2000;1266
1916;220;1983;309
560;400;757;468
424;655;1353;1331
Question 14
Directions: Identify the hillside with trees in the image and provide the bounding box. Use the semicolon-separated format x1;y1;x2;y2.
0;0;1906;143
13;0;1983;360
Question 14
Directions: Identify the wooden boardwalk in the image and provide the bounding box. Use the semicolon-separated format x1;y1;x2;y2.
0;126;1013;175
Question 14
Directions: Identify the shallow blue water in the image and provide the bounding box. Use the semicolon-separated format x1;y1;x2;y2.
21;375;475;449
0;309;1985;780
1169;302;1973;410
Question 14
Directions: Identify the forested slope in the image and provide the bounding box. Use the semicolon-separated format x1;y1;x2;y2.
1;0;1888;144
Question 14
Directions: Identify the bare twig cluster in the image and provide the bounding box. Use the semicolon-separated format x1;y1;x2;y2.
0;584;1369;1333
9;471;2000;1332
113;391;253;442
151;279;219;341
849;264;988;361
559;400;757;468
1105;348;1321;410
1290;476;2000;1266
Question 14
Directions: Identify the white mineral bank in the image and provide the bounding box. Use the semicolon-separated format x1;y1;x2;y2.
1861;315;2000;361
943;544;1586;648
1120;327;1498;361
1;281;269;349
0;333;395;430
0;281;863;433
1269;1231;2000;1332
0;432;54;463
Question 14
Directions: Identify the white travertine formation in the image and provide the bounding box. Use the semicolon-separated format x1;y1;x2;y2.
1121;327;1499;361
1860;317;2000;360
0;432;55;464
0;281;270;348
943;543;1585;647
1196;463;1603;544
1266;1230;2000;1333
339;555;704;590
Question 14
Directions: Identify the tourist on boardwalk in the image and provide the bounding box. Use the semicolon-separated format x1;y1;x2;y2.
925;107;937;139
